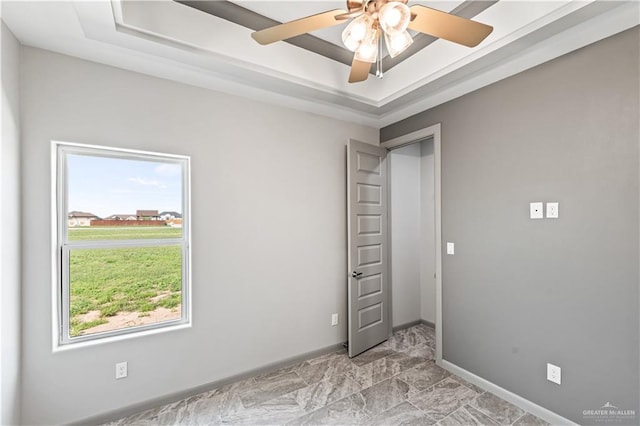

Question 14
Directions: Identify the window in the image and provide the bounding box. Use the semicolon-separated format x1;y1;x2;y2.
55;142;190;346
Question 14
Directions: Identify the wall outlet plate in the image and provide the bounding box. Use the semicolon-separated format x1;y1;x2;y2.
115;361;128;379
447;242;455;255
530;202;544;219
546;202;559;218
547;363;561;385
331;313;338;326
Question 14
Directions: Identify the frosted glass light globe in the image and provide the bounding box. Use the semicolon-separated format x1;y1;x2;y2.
383;8;402;27
342;15;372;52
384;30;413;58
350;20;367;40
379;2;410;35
355;28;378;63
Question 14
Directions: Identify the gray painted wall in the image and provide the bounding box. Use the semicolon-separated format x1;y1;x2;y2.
381;27;639;424
19;46;378;425
390;143;422;326
1;21;22;426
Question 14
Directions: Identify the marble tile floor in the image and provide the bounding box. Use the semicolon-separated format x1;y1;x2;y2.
107;325;548;426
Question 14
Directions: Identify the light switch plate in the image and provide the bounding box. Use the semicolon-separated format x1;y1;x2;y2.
546;202;559;218
530;202;543;219
447;242;455;255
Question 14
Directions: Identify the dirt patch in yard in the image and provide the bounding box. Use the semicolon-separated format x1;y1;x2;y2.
148;291;173;303
79;305;181;335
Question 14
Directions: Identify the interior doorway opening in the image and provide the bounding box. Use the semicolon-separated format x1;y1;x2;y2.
388;138;436;330
381;123;442;365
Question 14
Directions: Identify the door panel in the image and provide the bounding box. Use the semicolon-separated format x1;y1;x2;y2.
347;139;390;357
357;215;382;236
358;274;382;298
359;303;383;328
357;184;382;205
357;244;382;266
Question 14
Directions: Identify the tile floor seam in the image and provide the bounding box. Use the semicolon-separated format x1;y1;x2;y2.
314;380;361;411
462;402;500;426
395;399;438;424
474;403;508;426
409;380;436;399
510;411;527;425
297;370;313;388
405;399;426;414
434;404;464;424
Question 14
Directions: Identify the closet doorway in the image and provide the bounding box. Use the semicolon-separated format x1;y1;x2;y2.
383;124;442;362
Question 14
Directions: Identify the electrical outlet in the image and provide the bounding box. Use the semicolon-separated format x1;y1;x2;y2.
546;202;559;218
331;313;339;326
115;361;128;379
547;363;561;385
447;242;455;255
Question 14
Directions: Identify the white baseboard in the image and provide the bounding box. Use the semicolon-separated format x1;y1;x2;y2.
439;359;577;426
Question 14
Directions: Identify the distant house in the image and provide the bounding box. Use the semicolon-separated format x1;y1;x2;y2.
159;211;182;220
68;211;100;227
136;210;160;220
105;214;137;221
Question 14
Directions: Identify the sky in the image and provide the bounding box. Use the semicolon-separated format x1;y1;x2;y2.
67;154;183;219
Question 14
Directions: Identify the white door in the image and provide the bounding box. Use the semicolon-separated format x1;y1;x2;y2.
347;139;390;357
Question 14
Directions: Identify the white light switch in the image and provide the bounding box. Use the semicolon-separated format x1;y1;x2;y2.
447;242;455;255
530;202;543;219
546;202;559;218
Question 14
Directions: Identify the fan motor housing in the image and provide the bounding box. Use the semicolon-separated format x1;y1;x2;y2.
348;0;409;15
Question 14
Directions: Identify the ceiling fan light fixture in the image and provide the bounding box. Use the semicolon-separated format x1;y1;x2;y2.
354;28;378;63
251;0;494;83
384;30;413;58
378;2;411;35
342;14;372;52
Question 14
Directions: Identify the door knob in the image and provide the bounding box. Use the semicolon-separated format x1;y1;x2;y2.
351;271;363;278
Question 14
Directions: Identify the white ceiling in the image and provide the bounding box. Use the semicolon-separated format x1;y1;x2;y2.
2;1;638;128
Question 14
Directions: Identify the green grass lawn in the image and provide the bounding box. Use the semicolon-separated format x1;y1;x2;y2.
69;226;181;241
68;227;182;336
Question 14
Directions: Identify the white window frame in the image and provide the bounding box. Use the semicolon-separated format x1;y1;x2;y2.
53;141;191;348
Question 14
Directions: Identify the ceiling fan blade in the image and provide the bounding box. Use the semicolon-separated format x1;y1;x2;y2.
251;9;347;45
348;56;371;83
335;10;364;20
408;5;493;48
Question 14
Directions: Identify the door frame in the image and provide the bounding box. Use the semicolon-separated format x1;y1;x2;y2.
380;123;443;365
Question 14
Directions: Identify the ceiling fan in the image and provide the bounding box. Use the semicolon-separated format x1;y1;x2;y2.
251;0;494;83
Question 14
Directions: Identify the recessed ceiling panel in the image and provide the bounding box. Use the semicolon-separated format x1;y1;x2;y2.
233;1;347;47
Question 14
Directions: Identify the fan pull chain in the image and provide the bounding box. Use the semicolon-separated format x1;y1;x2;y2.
376;36;384;79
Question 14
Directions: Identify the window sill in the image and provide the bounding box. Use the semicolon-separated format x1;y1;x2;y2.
52;321;192;353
